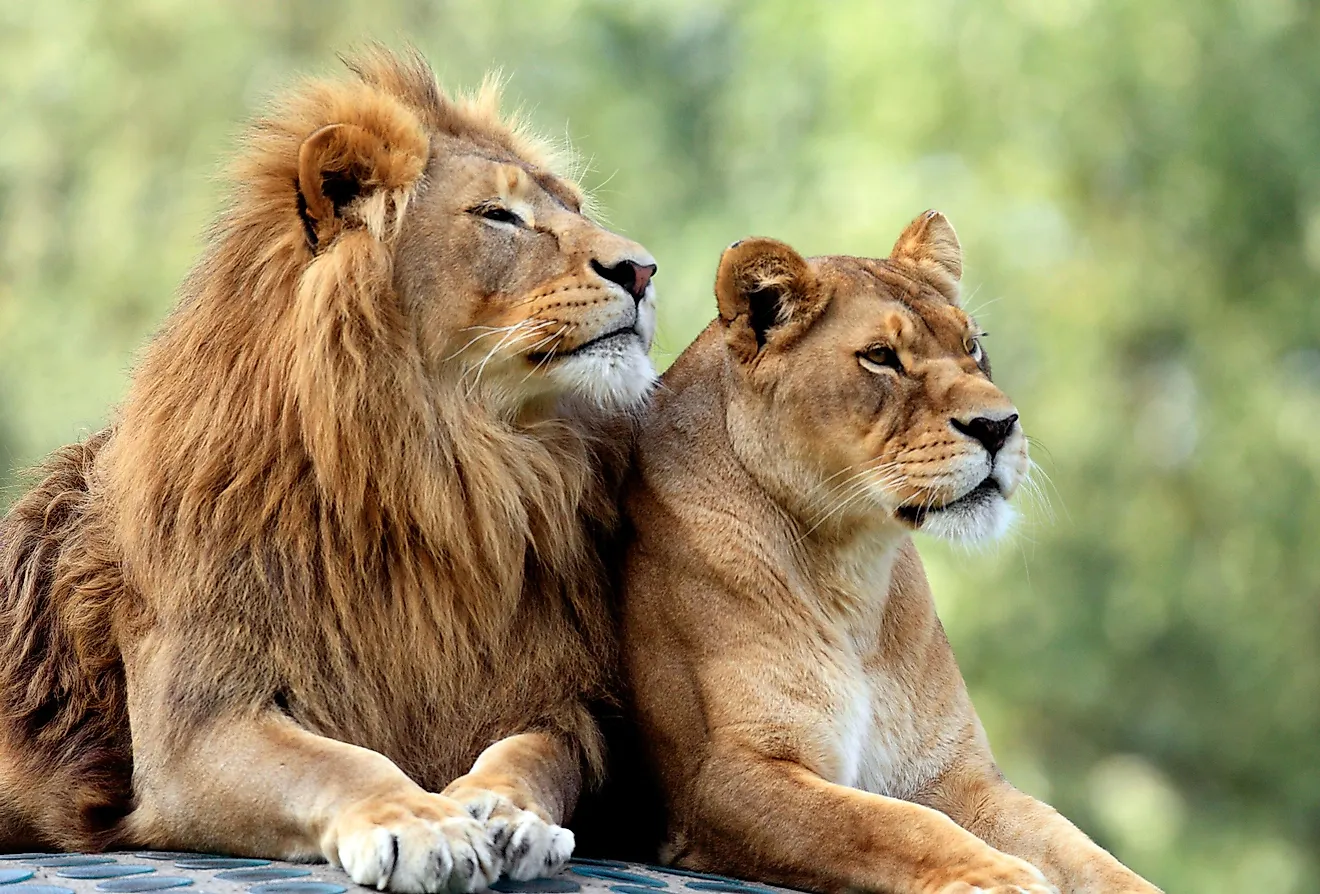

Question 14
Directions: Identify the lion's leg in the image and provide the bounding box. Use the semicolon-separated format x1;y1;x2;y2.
923;764;1161;894
122;712;500;894
441;732;580;882
679;743;1055;894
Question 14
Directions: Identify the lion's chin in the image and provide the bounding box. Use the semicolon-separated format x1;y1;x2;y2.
543;335;657;409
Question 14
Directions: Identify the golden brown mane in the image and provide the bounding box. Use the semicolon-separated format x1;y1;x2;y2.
0;49;643;863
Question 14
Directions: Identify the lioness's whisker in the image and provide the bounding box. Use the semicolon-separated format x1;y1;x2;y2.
812;460;903;504
795;480;874;545
808;470;882;519
796;461;909;544
1021;460;1061;525
810;466;877;510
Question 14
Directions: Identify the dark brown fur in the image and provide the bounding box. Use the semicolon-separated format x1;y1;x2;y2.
0;431;131;847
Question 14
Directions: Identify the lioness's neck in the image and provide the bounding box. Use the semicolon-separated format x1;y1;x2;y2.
719;376;910;615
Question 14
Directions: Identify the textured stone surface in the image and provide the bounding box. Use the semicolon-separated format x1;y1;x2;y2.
0;853;791;894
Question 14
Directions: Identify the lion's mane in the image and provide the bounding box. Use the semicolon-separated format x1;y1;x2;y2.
0;49;626;850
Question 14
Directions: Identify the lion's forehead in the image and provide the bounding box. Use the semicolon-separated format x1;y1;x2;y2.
430;147;584;213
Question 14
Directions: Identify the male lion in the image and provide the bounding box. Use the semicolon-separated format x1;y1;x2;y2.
620;213;1161;894
0;49;658;893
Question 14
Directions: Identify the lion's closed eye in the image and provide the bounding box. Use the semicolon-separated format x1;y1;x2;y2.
473;204;524;226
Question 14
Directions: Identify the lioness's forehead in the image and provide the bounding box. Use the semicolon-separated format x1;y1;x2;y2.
815;256;974;342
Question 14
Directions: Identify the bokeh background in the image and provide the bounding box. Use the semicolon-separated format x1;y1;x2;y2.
2;1;1318;890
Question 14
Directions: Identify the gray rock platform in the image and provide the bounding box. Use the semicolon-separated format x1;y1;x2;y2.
0;852;795;894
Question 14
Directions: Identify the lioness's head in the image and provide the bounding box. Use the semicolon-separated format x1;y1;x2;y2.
716;211;1027;544
286;50;657;413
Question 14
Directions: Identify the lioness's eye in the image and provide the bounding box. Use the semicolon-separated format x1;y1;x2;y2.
474;205;523;226
859;346;902;373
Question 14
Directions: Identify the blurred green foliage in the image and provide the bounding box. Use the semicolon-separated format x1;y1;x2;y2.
2;1;1318;891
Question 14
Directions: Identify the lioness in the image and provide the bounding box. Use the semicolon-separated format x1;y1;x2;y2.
0;50;657;893
620;212;1161;894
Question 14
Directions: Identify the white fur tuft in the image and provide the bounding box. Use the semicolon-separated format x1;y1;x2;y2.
546;337;657;409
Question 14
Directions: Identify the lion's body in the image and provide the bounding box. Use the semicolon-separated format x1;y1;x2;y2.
0;50;658;891
621;222;1160;894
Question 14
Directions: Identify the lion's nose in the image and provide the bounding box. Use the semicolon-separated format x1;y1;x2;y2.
951;413;1019;457
591;258;657;303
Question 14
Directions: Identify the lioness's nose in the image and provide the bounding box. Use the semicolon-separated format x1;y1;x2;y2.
952;413;1019;457
591;258;657;303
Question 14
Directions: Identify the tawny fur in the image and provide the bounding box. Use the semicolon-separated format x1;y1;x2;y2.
0;49;657;891
621;215;1160;894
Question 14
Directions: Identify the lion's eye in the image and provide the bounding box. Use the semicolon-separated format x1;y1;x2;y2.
475;205;523;226
859;346;902;374
965;333;986;362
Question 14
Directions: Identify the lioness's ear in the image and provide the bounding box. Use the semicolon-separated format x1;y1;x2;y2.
296;118;427;251
715;238;822;362
890;210;962;301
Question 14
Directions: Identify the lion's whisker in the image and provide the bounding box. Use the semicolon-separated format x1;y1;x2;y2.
444;323;537;363
518;326;571;386
463;321;550;397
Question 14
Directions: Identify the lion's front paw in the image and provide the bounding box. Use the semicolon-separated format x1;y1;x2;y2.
452;789;574;881
326;790;501;893
488;807;574;881
931;850;1057;894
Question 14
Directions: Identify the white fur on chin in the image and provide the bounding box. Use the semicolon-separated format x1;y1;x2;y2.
548;337;657;409
920;494;1017;547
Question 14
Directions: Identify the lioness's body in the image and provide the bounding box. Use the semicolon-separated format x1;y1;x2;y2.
0;50;658;893
623;220;1159;894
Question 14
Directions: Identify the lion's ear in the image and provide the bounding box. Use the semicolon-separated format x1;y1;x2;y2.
296;119;427;250
715;237;822;362
890;210;962;301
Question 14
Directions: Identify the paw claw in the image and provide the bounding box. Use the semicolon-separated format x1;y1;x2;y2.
934;853;1056;894
448;789;574;881
331;792;503;893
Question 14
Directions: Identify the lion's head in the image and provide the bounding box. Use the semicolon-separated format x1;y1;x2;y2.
107;48;660;628
714;211;1027;544
275;50;657;415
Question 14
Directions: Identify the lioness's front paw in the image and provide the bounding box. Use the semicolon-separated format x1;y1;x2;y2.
326;791;501;893
454;790;574;881
932;851;1056;894
1090;866;1162;894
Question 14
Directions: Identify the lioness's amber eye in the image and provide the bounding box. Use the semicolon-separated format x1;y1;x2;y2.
859;346;902;373
965;334;985;360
